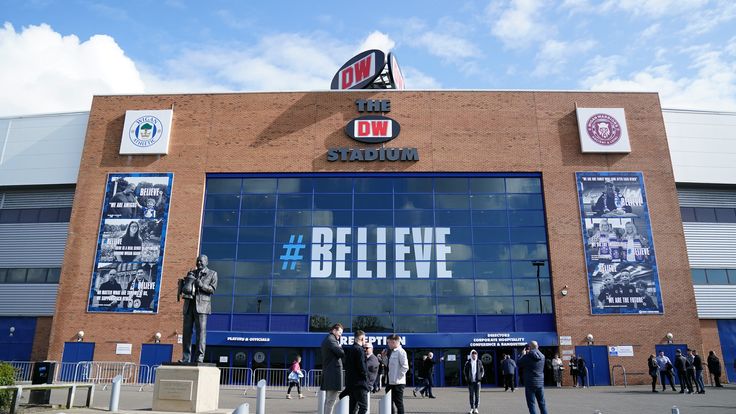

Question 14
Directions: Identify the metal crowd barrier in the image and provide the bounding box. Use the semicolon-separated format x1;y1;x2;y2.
5;361;34;383
252;368;306;391
611;365;627;387
219;367;254;395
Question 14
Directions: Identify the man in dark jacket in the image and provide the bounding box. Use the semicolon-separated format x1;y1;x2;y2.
674;349;693;394
707;351;723;387
365;343;379;394
341;330;370;414
692;349;705;394
518;341;548;414
501;354;517;392
463;350;484;414
420;352;439;398
320;323;345;414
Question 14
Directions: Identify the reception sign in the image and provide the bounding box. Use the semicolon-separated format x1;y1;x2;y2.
87;173;173;313
576;172;664;315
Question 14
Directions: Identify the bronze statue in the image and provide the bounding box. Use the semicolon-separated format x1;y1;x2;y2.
178;254;218;363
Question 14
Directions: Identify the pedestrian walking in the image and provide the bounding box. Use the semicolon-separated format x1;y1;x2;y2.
692;349;705;394
286;355;304;399
577;356;588;388
569;355;579;387
552;354;563;387
366;343;380;394
647;354;659;392
419;352;439;398
413;355;427;397
341;330;370;414
501;354;517;392
518;341;548;414
674;349;693;394
707;351;724;387
463;349;484;414
386;334;409;414
320;323;345;414
655;351;676;391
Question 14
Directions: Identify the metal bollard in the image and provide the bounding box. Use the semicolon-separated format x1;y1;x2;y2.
672;406;680;414
256;379;266;414
317;390;326;414
335;395;349;414
366;393;370;413
109;374;122;412
378;390;392;414
232;403;250;414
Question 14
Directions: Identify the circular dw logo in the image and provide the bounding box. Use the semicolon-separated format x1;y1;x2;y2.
129;116;164;147
586;113;622;145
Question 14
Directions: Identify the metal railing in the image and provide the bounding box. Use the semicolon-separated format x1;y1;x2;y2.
611;365;627;387
5;361;34;383
219;367;254;394
252;368;306;391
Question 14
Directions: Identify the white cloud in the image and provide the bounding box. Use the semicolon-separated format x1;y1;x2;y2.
640;23;661;39
601;0;708;17
414;32;481;60
582;46;736;111
401;66;441;89
532;39;596;77
0;22;144;116
358;31;395;55
682;1;736;35
490;0;549;49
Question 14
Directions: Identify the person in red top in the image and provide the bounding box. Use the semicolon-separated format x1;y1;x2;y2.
287;355;304;399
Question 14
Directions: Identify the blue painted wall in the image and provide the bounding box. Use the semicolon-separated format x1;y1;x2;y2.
0;316;36;361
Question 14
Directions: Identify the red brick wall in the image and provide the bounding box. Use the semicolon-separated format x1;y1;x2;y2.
47;91;701;383
700;319;729;383
31;316;53;361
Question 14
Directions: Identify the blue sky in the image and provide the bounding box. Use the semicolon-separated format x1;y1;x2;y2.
1;0;735;115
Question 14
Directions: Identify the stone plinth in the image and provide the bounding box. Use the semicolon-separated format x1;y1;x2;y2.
152;365;220;412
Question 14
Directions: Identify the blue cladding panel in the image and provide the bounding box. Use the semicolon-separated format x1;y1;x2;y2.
271;315;308;332
0;317;36;361
232;315;269;331
438;315;475;332
515;314;556;332
717;319;736;382
476;315;515;332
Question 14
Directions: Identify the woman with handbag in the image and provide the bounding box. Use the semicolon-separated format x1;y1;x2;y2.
287;355;304;399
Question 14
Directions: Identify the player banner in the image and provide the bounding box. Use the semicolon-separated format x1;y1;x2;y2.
576;172;664;315
87;173;173;313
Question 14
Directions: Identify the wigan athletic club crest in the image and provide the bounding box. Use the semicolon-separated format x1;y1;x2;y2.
129;116;164;148
586;113;622;145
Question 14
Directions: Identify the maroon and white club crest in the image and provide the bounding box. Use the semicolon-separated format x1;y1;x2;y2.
586;113;622;145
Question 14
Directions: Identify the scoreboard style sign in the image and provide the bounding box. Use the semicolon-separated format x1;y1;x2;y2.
331;49;386;90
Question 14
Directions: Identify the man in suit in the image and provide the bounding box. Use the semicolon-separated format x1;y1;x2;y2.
341;330;370;414
178;255;218;363
321;323;345;414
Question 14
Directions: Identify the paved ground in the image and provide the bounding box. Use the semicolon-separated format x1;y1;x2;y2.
15;384;736;414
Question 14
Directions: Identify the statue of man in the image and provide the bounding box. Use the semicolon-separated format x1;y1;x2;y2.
178;254;218;363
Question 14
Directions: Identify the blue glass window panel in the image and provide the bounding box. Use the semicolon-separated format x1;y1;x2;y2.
238;228;274;243
539;279;551;295
275;227;312;244
242;178;277;193
510;227;547;243
541;297;553;314
355;178;393;193
276;210;312;226
435;195;470;209
706;269;729;284
473;244;510;261
240;210;275;226
26;268;48;283
471;194;506;210
207;178;241;194
315;194;352;209
235;261;273;278
395;280;435;296
352;315;393;332
310;297;350;313
211;296;233;313
353;297;392;313
233;297;271;313
715;208;736;223
394;178;433;193
272;261;310;278
472;211;508;226
395;194;434;209
272;297;308;313
435;178;468;193
355;210;393;226
507;194;544;210
510;244;548;260
506;178;541;193
352;279;393;296
728;270;736;284
443;261;474;278
515;296;542;314
395;315;436;333
355;194;393;209
691;269;707;284
395;297;436;314
201;243;236;260
216;277;234;294
313;210;353;226
314;178;353;193
509;210;545;227
208;261;235;277
241;194;276;209
236;244;274;261
204;211;238;226
511;261;549;278
470;178;505;193
446;244;473;261
514;279;540;295
694;208;716;222
475;261;511;278
475;279;513;296
310;314;350;332
38;208;60;222
473;228;510;243
436;210;471;226
437;279;474;296
202;227;238;243
438;298;475;314
394;210;434;226
278;178;313;193
234;278;271;295
445;227;472;244
277;194;313;209
680;207;696;222
311;279;351;295
272;279;308;295
206;194;241;209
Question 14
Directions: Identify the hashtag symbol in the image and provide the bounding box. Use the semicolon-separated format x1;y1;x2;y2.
280;234;305;270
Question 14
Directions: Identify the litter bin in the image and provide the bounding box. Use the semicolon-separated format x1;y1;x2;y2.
29;361;56;404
